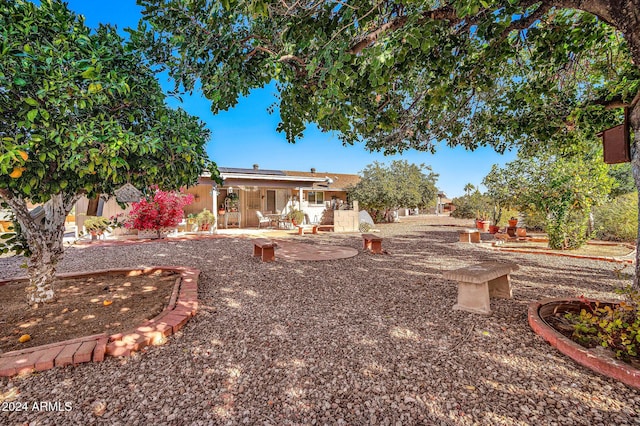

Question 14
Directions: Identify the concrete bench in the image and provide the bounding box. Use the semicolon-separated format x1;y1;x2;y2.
443;262;519;315
252;238;277;262
459;229;481;243
362;233;383;254
296;225;318;236
316;225;334;232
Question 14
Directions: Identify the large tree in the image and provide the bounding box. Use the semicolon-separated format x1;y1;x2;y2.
347;160;439;221
132;0;640;282
0;0;214;304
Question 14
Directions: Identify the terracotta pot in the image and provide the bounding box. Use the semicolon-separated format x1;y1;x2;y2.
479;220;490;232
516;228;527;237
476;220;483;230
489;225;500;234
508;219;518;227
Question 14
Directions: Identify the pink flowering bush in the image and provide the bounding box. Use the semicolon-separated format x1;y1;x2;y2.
125;187;194;232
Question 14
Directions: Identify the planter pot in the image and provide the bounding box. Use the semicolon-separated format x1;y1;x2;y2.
516;228;527;237
478;220;490;232
488;225;500;234
508;219;518;227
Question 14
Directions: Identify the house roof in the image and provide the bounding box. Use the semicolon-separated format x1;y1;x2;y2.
201;167;360;190
284;171;360;191
218;167;285;176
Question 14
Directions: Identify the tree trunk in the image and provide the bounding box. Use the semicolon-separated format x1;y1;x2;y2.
26;248;58;304
0;191;79;304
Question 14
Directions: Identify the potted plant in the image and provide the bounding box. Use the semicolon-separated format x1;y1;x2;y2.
125;187;194;238
489;207;502;234
475;211;490;232
186;213;197;232
286;208;305;226
84;216;111;241
196;209;216;231
225;193;239;212
508;216;519;227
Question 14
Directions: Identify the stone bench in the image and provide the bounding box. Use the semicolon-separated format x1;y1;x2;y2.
253;238;277;262
362;233;383;254
443;262;519;315
459;229;481;243
296;225;318;236
316;225;334;232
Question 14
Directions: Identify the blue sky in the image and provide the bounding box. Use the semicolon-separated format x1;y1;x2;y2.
52;0;517;198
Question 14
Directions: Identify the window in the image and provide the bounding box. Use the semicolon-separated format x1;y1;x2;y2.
307;191;324;204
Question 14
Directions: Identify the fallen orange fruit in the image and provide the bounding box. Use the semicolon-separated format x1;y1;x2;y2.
18;334;31;343
103;300;112;306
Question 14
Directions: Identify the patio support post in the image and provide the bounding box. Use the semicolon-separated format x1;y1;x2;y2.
212;185;218;233
298;187;303;211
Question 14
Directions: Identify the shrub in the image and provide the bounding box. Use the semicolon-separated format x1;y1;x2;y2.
593;192;638;242
450;192;492;219
83;217;111;234
125;188;194;231
566;288;640;362
546;211;590;250
196;209;216;226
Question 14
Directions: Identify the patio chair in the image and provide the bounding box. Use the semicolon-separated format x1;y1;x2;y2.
256;211;271;228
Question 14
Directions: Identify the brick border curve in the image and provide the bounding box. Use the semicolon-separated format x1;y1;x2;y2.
489;240;636;264
528;298;640;390
0;266;199;377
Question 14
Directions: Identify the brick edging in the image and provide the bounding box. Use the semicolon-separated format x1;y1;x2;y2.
492;246;635;264
0;266;199;377
528;298;640;390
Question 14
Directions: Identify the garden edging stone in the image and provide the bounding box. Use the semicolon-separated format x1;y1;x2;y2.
528;298;640;390
0;266;199;377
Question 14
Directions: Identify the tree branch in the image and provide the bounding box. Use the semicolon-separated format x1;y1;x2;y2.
278;54;307;67
592;94;638;109
348;16;408;54
497;3;552;42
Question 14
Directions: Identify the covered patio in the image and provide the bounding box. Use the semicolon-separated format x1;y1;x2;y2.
184;166;345;229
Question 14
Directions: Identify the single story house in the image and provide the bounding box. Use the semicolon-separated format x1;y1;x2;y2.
75;165;361;230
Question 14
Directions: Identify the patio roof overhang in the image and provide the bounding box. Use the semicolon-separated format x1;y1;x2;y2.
198;173;327;189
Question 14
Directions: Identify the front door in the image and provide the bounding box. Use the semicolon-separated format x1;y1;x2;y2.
245;188;261;227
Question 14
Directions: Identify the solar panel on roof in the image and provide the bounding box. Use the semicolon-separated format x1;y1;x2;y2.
218;167;285;176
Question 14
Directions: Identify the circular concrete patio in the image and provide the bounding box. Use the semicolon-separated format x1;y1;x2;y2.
273;239;359;261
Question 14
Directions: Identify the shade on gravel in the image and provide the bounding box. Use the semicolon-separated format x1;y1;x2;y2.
1;217;639;425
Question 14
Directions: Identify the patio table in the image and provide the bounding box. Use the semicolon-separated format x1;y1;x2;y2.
265;214;282;228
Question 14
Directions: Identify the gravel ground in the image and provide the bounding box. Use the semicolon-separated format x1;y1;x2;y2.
1;216;640;425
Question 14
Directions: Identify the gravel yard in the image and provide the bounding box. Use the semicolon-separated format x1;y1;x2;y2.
1;217;640;425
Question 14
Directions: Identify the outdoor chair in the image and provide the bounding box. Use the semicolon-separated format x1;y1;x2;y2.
256;211;271;228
